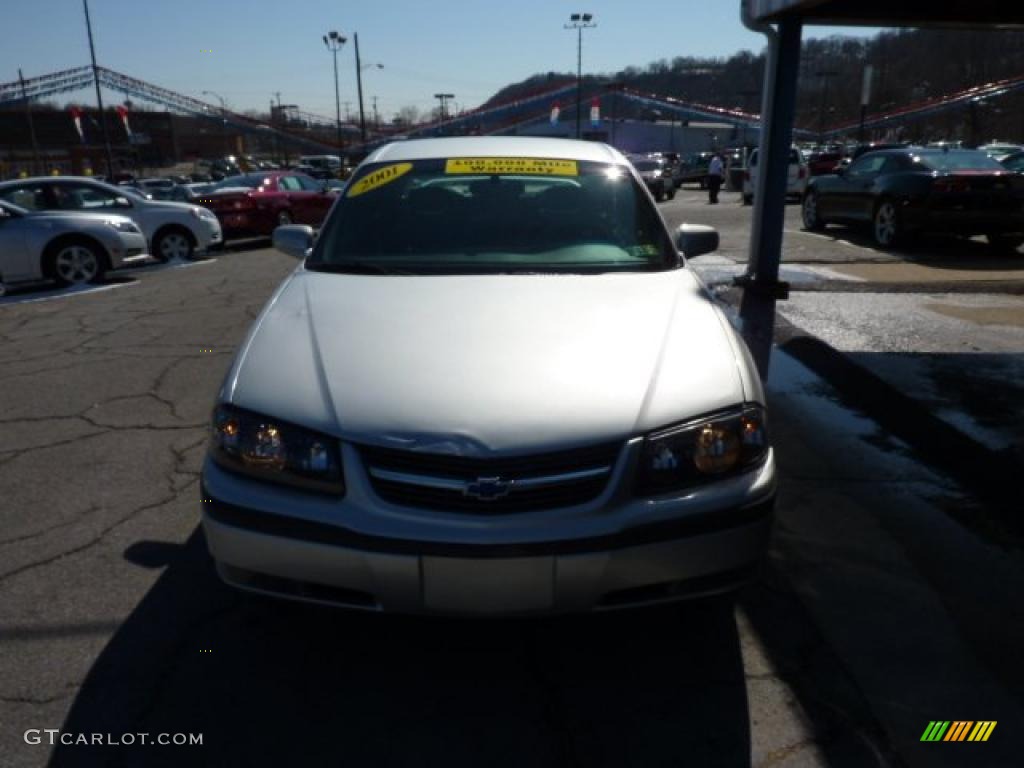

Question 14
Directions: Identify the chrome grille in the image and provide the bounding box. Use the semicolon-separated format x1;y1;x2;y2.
359;441;622;513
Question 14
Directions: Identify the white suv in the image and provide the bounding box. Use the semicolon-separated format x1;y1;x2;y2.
0;177;223;262
742;147;808;205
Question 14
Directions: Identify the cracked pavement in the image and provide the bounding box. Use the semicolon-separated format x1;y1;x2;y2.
1;236;1017;767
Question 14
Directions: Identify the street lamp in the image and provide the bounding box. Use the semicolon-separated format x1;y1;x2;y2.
202;90;229;154
322;30;348;152
564;12;596;139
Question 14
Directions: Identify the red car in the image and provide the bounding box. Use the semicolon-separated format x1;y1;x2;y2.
201;172;335;237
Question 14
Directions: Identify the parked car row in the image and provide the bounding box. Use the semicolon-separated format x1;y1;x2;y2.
0;177;223;264
0;168;344;292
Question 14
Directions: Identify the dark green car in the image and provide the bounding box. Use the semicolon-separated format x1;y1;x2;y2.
801;148;1024;252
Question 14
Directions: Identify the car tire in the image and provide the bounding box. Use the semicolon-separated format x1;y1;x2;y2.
277;210;294;227
986;234;1024;255
801;190;825;231
152;227;195;262
872;199;901;248
47;238;108;286
742;194;753;206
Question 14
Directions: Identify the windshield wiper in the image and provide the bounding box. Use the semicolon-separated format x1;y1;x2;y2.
306;261;414;275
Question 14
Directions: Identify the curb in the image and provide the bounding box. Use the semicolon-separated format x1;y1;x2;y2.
716;288;1022;541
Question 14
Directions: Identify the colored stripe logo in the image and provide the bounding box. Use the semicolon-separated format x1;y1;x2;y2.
921;721;996;742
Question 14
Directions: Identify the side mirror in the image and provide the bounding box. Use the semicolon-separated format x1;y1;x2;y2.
273;224;315;259
115;196;133;207
676;223;719;258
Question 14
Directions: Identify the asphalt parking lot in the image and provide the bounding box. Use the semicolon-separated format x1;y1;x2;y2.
2;191;1022;767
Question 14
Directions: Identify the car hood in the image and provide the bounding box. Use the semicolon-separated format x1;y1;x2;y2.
224;268;749;455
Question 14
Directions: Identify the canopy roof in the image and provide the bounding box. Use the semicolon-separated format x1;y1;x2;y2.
748;0;1024;27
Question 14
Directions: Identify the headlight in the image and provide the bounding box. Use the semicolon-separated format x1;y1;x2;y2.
191;207;218;221
651;170;662;178
209;404;345;495
635;405;769;495
105;220;140;233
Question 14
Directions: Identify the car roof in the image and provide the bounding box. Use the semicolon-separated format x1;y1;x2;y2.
365;137;628;166
0;176;105;186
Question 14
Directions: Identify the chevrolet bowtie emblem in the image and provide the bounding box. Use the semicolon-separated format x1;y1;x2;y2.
463;476;512;500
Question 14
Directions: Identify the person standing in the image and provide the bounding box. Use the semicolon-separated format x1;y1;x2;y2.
707;152;725;204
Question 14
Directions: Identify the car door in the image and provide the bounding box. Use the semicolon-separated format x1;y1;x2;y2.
275;175;310;222
0;205;34;281
832;154;887;221
845;154;890;221
295;174;334;225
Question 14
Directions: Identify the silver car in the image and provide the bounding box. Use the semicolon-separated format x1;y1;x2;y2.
0;177;222;262
0;200;147;287
201;137;775;615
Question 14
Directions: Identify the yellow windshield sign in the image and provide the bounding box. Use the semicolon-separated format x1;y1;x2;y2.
445;158;578;176
347;162;413;197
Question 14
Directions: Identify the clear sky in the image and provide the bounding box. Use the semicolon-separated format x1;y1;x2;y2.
3;0;880;120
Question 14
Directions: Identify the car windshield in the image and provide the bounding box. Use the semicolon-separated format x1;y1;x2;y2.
311;157;676;274
917;151;1004;172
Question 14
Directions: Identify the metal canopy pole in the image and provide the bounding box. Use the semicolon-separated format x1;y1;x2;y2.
82;0;114;177
18;69;42;175
737;15;802;378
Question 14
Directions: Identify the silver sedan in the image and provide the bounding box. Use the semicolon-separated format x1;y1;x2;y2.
0;200;147;287
202;137;775;615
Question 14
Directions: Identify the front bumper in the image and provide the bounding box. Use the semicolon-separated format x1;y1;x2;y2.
200;446;775;615
642;178;667;196
107;231;148;269
194;218;223;253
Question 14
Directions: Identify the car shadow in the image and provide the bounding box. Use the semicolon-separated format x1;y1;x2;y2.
52;528;752;768
220;237;272;254
810;225;1024;267
0;276;138;305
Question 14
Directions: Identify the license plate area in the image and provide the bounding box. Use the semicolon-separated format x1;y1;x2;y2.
422;556;554;614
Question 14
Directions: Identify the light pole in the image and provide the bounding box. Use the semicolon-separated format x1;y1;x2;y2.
434;93;455;123
323;30;347;152
82;0;114;177
355;49;384;144
202;90;229;154
564;12;596;139
815;70;838;145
